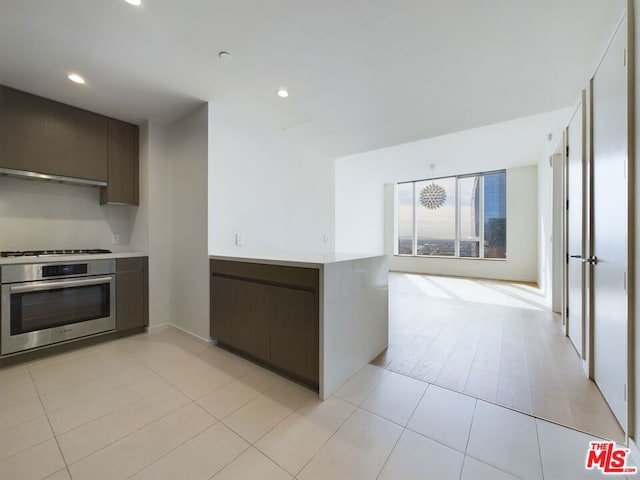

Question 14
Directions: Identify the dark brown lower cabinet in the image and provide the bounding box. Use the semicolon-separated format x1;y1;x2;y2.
116;257;148;332
210;259;319;390
270;286;318;384
233;280;271;362
210;276;234;345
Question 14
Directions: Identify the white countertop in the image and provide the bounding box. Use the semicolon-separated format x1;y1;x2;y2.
0;251;147;265
209;251;386;268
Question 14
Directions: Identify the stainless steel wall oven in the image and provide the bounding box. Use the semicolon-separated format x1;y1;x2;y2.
1;259;115;355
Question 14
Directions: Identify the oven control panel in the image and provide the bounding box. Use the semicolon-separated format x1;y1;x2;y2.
42;264;88;278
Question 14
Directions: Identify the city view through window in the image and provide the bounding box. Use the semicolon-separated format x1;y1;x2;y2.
397;171;506;259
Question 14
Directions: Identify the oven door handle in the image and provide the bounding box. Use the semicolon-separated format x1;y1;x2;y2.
9;276;114;294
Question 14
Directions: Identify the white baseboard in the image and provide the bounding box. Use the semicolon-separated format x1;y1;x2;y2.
147;323;170;333
167;323;214;347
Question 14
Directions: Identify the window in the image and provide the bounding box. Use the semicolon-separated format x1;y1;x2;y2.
396;171;506;259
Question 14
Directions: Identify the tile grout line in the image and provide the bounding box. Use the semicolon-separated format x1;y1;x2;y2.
204;443;252;480
356;397;473;457
213;380;338;478
220;386;319;476
374;383;432;480
464;453;528;480
462;398;478;456
0;434;58;468
383;364;620;443
26;368;73;480
362;379;430;430
290;399;362;478
457;398;478;480
60;392;196;471
40;365;164;417
208;378;286;423
168;352;261;401
122;403;222;480
0;393;42;423
48;380;177;438
29;353;122;400
375;427;405;479
249;391;317;446
388;272;622;443
534;418;546;480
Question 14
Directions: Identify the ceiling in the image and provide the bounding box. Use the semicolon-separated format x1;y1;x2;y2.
0;0;625;158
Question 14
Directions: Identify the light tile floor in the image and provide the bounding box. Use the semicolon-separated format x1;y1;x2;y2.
0;328;636;479
373;273;625;443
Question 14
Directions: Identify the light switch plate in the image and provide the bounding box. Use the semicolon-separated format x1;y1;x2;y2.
235;233;244;246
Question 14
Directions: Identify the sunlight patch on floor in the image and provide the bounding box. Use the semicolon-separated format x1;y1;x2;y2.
405;274;548;311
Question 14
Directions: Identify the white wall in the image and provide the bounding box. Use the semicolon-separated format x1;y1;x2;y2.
537;153;554;303
0;176;135;251
208;106;335;255
131;121;171;328
536;130;571;305
335;109;571;282
167;104;210;340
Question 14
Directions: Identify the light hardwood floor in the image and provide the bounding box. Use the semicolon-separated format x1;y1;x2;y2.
373;272;625;443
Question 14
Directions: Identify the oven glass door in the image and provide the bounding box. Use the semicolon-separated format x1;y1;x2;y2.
10;281;110;335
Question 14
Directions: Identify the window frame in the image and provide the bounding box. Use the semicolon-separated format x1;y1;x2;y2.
395;170;507;260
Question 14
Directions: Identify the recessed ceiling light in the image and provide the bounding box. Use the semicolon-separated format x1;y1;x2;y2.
124;0;142;6
67;73;86;85
218;51;233;63
277;89;289;98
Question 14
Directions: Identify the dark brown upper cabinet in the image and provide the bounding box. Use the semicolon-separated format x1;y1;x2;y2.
0;85;140;205
0;85;108;181
100;119;139;205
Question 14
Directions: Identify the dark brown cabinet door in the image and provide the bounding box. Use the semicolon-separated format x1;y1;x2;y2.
209;260;320;389
233;280;271;362
210;276;235;345
100;119;139;205
0;86;108;181
116;257;148;331
270;286;318;384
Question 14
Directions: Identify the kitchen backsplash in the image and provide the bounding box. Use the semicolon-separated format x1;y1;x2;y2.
0;176;135;251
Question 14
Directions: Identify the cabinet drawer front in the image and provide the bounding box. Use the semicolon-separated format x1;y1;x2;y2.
116;257;146;272
210;260;318;290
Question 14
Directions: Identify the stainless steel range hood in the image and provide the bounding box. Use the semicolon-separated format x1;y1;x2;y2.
0;167;107;187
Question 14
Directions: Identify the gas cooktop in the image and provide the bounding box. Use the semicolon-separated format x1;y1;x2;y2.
1;249;112;258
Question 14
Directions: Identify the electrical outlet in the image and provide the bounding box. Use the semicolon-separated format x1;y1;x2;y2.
235;233;244;246
323;234;329;243
111;234;120;245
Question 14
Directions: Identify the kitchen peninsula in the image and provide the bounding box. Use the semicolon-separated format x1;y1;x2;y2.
209;252;388;399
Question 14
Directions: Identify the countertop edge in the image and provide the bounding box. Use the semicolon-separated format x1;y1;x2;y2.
209;253;386;268
0;252;148;265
